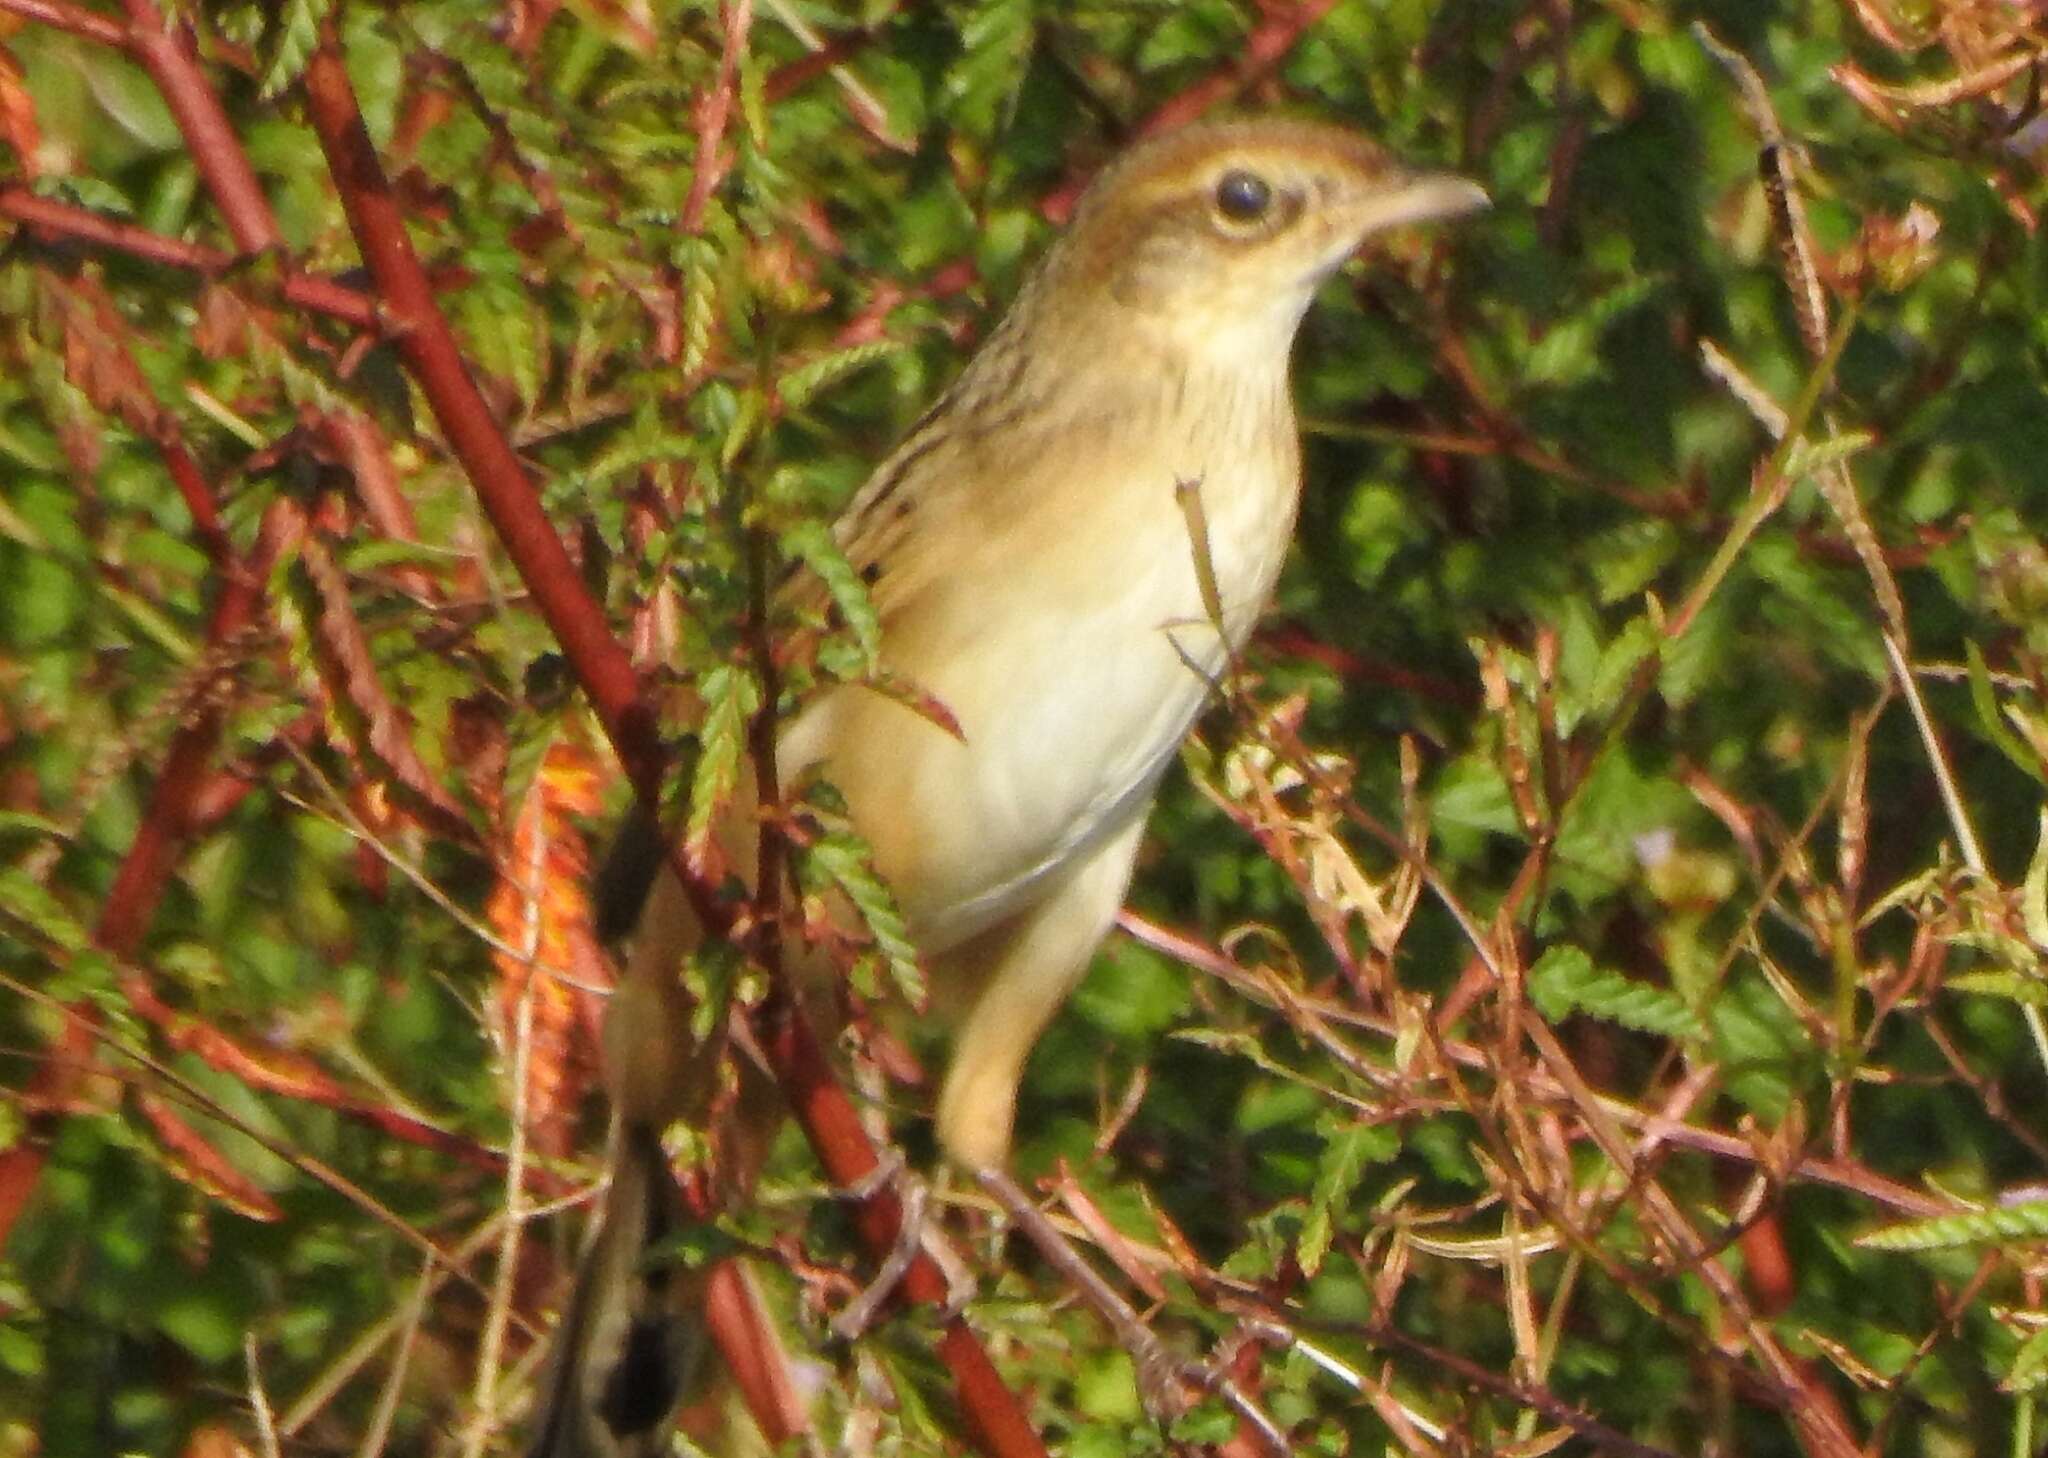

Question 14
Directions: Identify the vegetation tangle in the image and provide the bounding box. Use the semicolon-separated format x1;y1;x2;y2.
3;3;2048;1456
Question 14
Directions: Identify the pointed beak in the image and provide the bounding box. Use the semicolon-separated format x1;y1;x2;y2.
1346;171;1490;236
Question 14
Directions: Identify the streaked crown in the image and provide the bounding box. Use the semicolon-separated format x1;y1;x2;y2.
1030;118;1486;346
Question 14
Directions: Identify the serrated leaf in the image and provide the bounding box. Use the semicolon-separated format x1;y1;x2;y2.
677;235;719;377
1584;613;1659;719
1781;430;1874;486
1948;971;2048;1005
1299;1120;1398;1276
722;390;765;470
1529;946;1702;1038
2005;1320;2048;1392
737;49;769;146
685;664;760;876
572;430;699;492
681;939;744;1045
1858;1199;2048;1251
777;342;900;411
803;830;923;1006
290;536;475;842
260;0;333;99
783;518;881;673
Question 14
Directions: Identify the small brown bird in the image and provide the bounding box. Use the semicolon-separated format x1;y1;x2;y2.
532;117;1486;1456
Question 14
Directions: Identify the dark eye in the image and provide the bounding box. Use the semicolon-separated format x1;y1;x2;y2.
1213;169;1273;223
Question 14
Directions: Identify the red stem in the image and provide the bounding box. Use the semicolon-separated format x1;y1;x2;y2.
301;41;662;792
0;0;123;45
762;24;875;101
118;0;282;254
677;0;753;238
98;500;304;951
1136;0;1342;136
297;33;1045;1457
0;188;378;326
761;1003;1044;1458
0;498;306;1249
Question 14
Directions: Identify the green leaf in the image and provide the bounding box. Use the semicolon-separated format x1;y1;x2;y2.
685;664;760;873
801;830;924;1006
0;869;92;956
1521;274;1664;387
2027;807;2048;950
34;173;135;217
1858;1200;2048;1252
1167;1401;1239;1444
1967;643;2046;785
154;1284;244;1365
782;518;881;673
944;0;1035;137
777;342;901;411
2005;1321;2048;1393
677;234;720;378
261;0;335;99
1074;1349;1140;1423
1299;1120;1398;1276
721;389;765;470
1529;946;1702;1039
1948;971;2048;1006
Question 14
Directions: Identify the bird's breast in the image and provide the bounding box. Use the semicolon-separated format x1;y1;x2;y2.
781;366;1300;953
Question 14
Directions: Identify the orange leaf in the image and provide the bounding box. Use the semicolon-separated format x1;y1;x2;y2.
135;1092;284;1223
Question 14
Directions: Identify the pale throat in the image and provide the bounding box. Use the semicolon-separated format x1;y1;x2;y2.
1148;283;1309;642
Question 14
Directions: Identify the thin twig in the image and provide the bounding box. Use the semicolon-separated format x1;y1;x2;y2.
1879;631;2048;1074
0;188;378;325
0;0;124;45
246;1334;283;1458
464;910;541;1456
352;1258;432;1458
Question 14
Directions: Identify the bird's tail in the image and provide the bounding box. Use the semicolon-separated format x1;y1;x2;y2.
526;1120;708;1458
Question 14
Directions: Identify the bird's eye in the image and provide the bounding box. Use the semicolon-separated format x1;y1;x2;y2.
1213;169;1273;223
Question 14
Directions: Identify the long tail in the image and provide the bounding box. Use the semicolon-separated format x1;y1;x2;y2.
526;1121;707;1458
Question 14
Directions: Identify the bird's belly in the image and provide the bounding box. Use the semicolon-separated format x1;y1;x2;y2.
779;557;1236;953
781;414;1297;954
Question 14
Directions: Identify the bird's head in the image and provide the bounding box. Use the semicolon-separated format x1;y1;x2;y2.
1040;118;1487;358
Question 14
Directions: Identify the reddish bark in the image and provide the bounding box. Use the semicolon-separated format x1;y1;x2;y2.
0;0;124;46
118;0;282;254
0;188;378;326
297;32;1046;1457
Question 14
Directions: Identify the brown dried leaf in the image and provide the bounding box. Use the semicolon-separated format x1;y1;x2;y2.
192;283;255;360
53;276;160;430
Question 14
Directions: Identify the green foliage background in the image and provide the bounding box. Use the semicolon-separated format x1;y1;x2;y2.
4;1;2048;1454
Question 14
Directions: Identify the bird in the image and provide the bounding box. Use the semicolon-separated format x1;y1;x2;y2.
529;116;1487;1457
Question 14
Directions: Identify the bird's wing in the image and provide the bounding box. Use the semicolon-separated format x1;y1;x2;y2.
775;389;990;631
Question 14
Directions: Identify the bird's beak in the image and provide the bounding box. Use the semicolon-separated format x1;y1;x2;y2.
1346;172;1491;237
